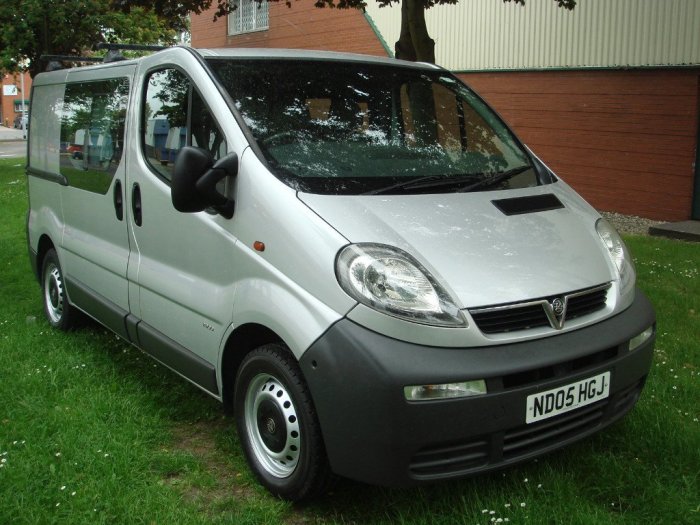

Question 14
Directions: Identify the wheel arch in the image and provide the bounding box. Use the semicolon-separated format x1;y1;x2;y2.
36;234;56;283
219;323;283;413
219;277;346;412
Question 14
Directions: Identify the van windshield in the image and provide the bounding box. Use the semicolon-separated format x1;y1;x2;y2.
208;59;539;195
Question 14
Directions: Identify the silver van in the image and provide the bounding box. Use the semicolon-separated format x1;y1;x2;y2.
27;47;655;501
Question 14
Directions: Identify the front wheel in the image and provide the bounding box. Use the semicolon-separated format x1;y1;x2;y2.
234;343;331;501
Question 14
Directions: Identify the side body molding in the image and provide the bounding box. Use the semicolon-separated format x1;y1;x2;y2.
64;277;220;398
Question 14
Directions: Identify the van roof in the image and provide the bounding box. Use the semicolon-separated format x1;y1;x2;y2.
32;46;441;86
197;47;440;70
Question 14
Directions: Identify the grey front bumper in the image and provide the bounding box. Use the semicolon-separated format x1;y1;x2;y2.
300;289;655;487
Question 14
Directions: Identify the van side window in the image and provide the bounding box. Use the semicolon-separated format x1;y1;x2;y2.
59;79;129;194
191;89;227;161
142;69;227;182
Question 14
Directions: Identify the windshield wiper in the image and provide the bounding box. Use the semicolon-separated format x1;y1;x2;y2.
363;175;439;195
362;166;531;196
455;165;532;193
363;174;478;195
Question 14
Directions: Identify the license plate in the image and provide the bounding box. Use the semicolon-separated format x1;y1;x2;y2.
526;371;610;424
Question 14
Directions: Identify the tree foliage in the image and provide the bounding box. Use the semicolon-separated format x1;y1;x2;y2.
0;0;215;77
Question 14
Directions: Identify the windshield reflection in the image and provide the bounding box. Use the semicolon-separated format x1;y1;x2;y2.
208;59;538;195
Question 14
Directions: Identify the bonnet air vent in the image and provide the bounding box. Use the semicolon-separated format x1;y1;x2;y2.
492;194;564;216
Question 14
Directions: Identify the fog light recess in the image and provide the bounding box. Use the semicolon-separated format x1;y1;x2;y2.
404;380;487;401
629;326;654;351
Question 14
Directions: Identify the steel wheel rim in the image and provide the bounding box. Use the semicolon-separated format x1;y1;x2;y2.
44;263;64;324
244;373;301;478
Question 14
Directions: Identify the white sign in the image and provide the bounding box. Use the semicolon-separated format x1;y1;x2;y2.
3;85;18;96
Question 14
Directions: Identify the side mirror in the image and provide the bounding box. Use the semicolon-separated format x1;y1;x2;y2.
171;146;237;219
195;153;237;219
172;147;212;213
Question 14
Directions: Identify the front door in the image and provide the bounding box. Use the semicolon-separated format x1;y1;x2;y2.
125;62;241;391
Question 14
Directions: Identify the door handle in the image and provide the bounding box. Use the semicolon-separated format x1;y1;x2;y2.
132;183;142;227
113;179;123;221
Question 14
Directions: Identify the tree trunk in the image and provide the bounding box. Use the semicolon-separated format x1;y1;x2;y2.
28;12;51;78
394;0;435;64
394;0;417;61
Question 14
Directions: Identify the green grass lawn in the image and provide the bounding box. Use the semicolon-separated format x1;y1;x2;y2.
1;157;698;524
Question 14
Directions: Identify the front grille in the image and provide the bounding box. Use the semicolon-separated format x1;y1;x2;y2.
409;378;645;480
566;286;609;320
469;283;611;334
470;303;549;333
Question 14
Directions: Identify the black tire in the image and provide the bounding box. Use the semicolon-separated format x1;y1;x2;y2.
41;249;78;330
234;343;332;501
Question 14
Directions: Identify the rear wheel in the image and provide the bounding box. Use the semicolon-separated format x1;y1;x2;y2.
234;343;331;501
41;249;78;330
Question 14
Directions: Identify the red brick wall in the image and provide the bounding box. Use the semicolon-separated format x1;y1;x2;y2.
458;69;700;221
191;2;388;57
1;71;32;127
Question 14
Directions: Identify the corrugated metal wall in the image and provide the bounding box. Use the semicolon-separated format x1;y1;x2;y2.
365;0;700;70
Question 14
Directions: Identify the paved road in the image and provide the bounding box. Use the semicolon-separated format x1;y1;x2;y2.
0;125;25;140
0;141;27;159
0;125;27;159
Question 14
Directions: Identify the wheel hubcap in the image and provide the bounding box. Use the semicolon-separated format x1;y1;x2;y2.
244;374;300;478
44;264;64;324
257;399;286;453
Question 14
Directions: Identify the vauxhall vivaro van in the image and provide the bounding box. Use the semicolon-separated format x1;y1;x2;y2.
27;46;655;501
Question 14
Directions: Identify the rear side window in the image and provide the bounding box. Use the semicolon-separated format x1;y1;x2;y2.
60;79;129;194
142;68;227;182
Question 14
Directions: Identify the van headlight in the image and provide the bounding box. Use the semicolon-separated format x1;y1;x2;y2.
336;243;466;327
596;218;635;296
